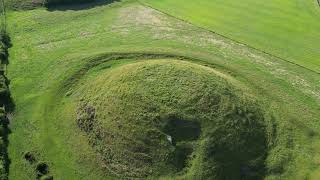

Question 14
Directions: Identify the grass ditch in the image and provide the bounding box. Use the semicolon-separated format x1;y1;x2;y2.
60;53;201;92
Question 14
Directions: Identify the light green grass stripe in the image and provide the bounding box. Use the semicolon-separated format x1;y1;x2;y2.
140;0;320;73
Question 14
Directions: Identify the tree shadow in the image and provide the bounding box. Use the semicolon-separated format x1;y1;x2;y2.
0;28;14;180
47;0;120;11
1;113;12;180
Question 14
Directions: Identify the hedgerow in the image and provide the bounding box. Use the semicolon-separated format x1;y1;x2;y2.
0;7;13;178
46;0;95;6
4;0;96;10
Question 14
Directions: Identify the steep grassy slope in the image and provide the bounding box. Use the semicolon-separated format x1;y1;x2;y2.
140;0;320;73
71;59;273;179
4;0;320;179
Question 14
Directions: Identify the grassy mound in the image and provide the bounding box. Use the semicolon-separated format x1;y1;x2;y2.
6;1;319;179
73;59;274;179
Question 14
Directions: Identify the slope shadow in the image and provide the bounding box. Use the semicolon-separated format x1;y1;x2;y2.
47;0;120;11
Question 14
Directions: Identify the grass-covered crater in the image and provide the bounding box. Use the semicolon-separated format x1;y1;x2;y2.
73;59;275;179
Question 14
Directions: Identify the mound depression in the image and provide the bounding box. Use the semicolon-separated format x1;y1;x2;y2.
73;59;274;179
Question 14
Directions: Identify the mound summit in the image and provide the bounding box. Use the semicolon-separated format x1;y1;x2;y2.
74;60;275;179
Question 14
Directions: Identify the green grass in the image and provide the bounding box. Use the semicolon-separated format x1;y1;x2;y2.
140;0;320;73
3;0;320;179
70;59;272;179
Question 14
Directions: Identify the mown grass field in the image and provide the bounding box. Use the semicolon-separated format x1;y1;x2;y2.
140;0;320;73
3;0;320;179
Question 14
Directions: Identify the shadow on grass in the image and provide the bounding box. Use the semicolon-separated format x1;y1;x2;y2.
47;0;120;11
0;74;14;180
1;111;12;180
0;29;15;180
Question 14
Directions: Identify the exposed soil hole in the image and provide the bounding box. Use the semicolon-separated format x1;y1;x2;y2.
24;152;36;164
36;162;49;175
163;116;201;145
76;104;96;133
170;142;194;171
163;116;201;170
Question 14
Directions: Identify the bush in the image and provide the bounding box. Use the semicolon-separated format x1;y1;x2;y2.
46;0;95;6
5;0;45;10
0;26;11;180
